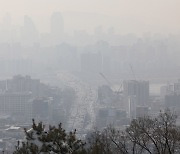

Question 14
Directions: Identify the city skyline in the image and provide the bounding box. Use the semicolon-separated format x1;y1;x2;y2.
0;0;179;35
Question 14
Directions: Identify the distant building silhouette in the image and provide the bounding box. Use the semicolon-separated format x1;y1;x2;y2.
21;15;39;46
0;75;62;123
0;13;13;43
2;13;12;31
50;12;64;44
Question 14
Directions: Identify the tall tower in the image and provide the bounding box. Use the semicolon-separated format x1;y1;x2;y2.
0;13;12;43
123;80;149;107
2;13;12;30
50;12;64;37
22;15;39;45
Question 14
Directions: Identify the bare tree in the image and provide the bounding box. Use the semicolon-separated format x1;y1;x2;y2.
126;109;180;154
87;109;180;154
14;110;180;154
86;126;129;154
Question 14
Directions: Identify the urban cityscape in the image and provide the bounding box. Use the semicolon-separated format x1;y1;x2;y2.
0;0;180;153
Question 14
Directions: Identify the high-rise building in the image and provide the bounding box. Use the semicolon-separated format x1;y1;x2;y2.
123;80;149;107
1;75;41;97
0;92;32;121
21;15;39;45
0;75;62;124
0;13;13;43
50;12;64;38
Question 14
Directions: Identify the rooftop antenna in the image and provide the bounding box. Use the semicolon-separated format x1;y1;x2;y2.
129;64;137;81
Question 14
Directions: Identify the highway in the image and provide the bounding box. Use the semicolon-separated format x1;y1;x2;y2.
57;71;97;134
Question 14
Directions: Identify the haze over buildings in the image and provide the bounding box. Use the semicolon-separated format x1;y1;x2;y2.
0;0;179;35
0;0;179;152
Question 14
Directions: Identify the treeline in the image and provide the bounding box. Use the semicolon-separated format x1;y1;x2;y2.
13;109;180;154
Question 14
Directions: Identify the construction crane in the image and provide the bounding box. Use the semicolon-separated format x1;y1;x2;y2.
99;72;111;86
99;72;123;94
116;83;123;94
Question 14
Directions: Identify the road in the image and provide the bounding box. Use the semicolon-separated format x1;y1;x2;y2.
57;71;97;133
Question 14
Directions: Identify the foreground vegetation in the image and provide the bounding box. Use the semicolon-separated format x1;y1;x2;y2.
14;109;180;154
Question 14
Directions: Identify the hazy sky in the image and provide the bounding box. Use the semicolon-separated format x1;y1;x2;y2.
0;0;179;35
